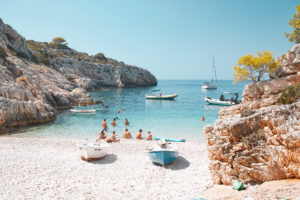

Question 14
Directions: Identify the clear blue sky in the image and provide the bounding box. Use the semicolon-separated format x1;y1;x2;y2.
0;0;299;80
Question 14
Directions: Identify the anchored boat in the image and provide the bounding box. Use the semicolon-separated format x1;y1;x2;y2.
77;143;109;161
204;92;240;106
146;90;178;100
147;139;178;165
70;109;96;113
202;56;218;90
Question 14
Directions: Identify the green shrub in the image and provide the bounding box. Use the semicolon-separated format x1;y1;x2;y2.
0;46;7;60
278;83;300;104
94;53;107;61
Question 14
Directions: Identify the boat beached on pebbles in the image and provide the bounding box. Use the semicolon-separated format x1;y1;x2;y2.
147;138;179;166
77;142;109;161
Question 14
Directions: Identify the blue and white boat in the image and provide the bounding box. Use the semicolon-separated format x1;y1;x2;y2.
148;139;178;165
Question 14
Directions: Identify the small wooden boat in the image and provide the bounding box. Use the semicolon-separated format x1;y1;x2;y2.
146;90;178;100
70;109;96;113
77;143;109;161
148;139;178;165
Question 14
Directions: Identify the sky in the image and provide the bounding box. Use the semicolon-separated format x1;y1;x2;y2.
0;0;299;80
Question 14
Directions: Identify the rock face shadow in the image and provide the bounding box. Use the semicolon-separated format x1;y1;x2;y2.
153;156;190;170
90;154;117;164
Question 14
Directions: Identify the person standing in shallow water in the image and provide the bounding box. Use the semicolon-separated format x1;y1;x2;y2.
136;129;143;139
102;119;108;131
111;118;116;127
124;118;129;126
201;116;205;121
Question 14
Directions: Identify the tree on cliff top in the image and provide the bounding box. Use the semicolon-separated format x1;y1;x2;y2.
285;5;300;43
233;51;280;83
50;37;68;48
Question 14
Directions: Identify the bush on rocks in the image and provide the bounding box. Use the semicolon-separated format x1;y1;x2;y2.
278;83;300;104
0;46;8;60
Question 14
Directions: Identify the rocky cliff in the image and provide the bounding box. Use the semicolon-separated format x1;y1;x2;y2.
204;44;300;185
0;18;157;133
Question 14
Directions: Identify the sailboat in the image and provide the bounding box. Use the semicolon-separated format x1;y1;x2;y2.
202;56;217;90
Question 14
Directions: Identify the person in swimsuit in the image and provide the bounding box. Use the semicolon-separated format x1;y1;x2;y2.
96;130;106;142
111;118;116;127
123;128;132;139
124;118;129;126
102;119;108;131
106;131;120;143
136;129;143;140
147;131;152;140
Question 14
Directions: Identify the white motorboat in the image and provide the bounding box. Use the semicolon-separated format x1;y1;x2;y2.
202;56;218;90
204;92;240;106
77;143;109;161
70;109;96;113
204;97;236;106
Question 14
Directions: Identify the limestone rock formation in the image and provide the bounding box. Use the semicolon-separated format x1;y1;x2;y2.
0;18;157;133
204;44;300;185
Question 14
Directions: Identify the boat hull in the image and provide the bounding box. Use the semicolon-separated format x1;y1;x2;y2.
77;143;109;161
148;150;178;165
202;85;217;90
146;94;178;100
204;97;235;106
71;109;96;114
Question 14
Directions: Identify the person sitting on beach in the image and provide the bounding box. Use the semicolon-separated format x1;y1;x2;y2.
111;118;116;126
106;131;120;143
147;131;152;140
124;118;129;126
123;128;132;139
102;119;108;131
96;130;106;142
136;129;143;140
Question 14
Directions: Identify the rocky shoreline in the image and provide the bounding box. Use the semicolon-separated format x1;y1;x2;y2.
0;18;157;134
204;44;300;185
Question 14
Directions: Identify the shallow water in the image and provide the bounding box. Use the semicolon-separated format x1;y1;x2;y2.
12;80;248;141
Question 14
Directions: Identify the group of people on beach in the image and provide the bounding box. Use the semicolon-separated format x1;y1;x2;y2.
97;108;152;143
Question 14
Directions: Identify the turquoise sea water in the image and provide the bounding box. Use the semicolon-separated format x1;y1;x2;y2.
12;80;248;141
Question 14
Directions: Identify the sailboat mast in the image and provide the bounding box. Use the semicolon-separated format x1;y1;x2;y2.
212;56;217;83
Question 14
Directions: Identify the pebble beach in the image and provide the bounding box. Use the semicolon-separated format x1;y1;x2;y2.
0;137;212;200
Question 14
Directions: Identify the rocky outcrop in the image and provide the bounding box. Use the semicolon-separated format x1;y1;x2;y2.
52;57;157;89
26;39;157;89
204;44;300;185
0;18;157;133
